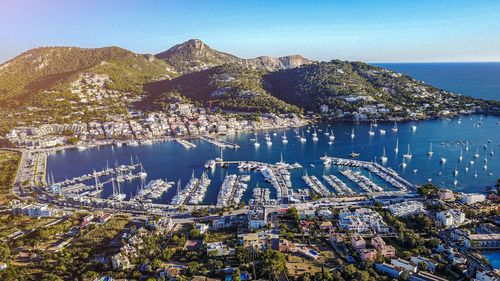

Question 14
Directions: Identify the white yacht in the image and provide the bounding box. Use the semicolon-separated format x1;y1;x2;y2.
329;129;335;141
411;125;417;132
254;135;260;147
473;148;480;158
391;121;398;132
139;163;148;179
368;124;375;136
379;129;386;135
403;144;412;159
264;132;271;141
400;158;407;168
440;157;447;164
312;128;319;141
350;128;355;139
299;131;307;143
380;146;388;163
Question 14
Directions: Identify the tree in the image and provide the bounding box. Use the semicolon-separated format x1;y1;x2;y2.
417;183;438;197
261;249;286;279
345;264;357;278
0;242;10;261
402;251;412;260
232;268;241;281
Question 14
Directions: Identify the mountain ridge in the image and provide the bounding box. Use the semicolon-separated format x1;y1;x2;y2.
154;39;313;73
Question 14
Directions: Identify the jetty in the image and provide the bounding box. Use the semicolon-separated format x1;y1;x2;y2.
302;173;331;197
175;138;197;149
321;156;416;191
200;136;240;149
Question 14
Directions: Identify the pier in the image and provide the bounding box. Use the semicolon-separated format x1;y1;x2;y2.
302;174;331;197
322;175;355;195
200;136;240;149
323;156;416;191
340;170;384;193
176;138;197;149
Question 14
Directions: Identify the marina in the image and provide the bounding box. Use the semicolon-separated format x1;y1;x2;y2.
46;115;499;205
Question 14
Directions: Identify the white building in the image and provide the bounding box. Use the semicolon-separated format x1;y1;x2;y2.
460;193;486;204
436;209;466;228
388;201;425;217
12;203;56;218
206;241;234;257
111;253;132;270
248;207;267;231
195;223;208;235
338;208;390;234
390;258;417;273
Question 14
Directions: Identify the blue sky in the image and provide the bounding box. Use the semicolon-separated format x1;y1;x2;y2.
1;0;500;63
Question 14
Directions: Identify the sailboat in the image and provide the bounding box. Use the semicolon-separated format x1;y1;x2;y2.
403;144;412;159
427;143;433;156
453;165;458;176
440;157;447;164
380;146;388;163
465;141;469;151
394;138;399;154
379;129;386;135
391;121;398;132
264;131;271;141
282;131;288;144
254;135;260;147
484;158;488;170
350;128;355;139
329;129;335;141
400;157;407;168
110;178;126;201
312;128;319;141
459;148;463;162
368;124;375;136
139;163;148;178
473;148;480;158
474;170;478;178
411;125;417;132
299;131;307;143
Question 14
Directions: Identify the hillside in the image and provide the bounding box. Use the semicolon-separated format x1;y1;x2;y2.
155;39;313;73
140;63;302;114
263;60;492;119
0;46;176;108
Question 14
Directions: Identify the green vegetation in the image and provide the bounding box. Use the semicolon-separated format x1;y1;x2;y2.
0;150;20;204
0;46;175;107
263;60;492;115
417;183;439;197
141;63;302;114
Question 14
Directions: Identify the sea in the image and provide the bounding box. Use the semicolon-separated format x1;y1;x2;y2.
47;63;500;205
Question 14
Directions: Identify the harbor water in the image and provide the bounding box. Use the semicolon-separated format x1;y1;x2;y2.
47;115;499;204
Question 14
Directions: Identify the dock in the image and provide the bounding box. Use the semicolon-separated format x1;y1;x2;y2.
200;136;240;149
322;175;355;195
323;156;416;191
302;174;331;197
176;138;197;149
